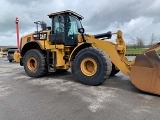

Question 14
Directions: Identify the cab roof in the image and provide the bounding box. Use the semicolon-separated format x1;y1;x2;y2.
48;10;84;20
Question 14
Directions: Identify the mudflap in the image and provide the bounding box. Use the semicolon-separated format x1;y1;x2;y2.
130;43;160;95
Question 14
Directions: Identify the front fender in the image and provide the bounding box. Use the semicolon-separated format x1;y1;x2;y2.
69;42;92;61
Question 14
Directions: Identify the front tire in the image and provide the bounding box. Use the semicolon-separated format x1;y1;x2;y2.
110;63;120;76
73;47;112;85
23;49;46;77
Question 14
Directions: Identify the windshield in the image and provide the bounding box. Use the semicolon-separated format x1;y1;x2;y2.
68;15;82;35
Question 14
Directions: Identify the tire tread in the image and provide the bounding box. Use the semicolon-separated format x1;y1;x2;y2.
23;49;46;77
73;47;112;85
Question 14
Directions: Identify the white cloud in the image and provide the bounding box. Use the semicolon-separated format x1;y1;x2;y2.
98;17;160;45
0;0;160;45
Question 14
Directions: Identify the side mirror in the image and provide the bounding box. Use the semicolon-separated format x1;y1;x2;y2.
78;28;85;34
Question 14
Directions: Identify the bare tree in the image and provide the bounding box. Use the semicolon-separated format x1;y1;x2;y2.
136;37;145;48
150;33;156;47
126;37;134;48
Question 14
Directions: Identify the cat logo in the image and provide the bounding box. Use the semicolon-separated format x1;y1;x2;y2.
39;33;47;39
33;33;47;40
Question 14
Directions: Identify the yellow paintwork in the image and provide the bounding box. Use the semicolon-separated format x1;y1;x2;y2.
13;31;44;63
13;51;21;62
80;57;98;76
20;30;73;69
27;57;38;71
76;30;131;76
19;10;160;95
20;29;132;75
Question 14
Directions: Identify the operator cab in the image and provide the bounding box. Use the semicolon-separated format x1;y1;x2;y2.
48;10;84;46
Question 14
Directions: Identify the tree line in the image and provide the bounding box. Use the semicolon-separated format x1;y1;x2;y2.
127;33;159;49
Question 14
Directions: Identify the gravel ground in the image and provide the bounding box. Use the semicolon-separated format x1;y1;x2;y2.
0;57;160;120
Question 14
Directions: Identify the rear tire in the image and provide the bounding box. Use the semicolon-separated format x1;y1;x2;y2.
70;61;74;74
73;47;112;85
23;49;46;77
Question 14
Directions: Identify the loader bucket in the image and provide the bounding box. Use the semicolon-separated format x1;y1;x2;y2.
130;43;160;95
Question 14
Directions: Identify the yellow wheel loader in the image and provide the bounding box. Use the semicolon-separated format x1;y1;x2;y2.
19;10;160;95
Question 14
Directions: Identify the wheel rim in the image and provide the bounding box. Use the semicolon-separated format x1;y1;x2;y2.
80;57;98;76
27;57;38;72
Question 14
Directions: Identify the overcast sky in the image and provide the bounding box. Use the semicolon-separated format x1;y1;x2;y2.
0;0;160;46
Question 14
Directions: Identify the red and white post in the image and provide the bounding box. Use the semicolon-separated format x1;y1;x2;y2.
15;17;20;50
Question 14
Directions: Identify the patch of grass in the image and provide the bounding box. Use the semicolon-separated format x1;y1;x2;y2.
126;48;145;54
126;48;160;54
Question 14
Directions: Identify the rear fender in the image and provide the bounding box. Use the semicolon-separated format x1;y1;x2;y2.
21;41;43;57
